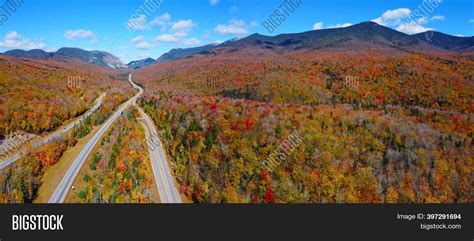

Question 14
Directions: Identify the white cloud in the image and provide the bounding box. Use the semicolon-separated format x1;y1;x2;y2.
470;19;474;23
170;20;194;33
328;23;353;29
416;17;429;25
396;22;433;34
395;15;434;34
154;34;181;43
373;8;445;34
431;15;445;21
126;14;148;31
174;31;189;38
131;35;144;44
183;38;201;46
0;31;46;50
64;29;97;43
212;40;224;45
312;22;324;30
150;13;172;31
136;41;154;50
148;16;196;45
215;19;248;35
372;8;411;26
126;13;175;32
149;14;194;36
455;34;464;37
210;0;219;6
311;21;352;30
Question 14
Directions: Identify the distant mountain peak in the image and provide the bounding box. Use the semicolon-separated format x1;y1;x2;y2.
127;58;155;69
4;49;52;60
413;31;474;51
155;43;222;64
3;47;127;69
357;21;380;26
346;21;397;32
55;47;127;69
143;21;474;66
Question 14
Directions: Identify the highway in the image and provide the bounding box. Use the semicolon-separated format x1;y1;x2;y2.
49;75;142;203
138;106;182;203
129;74;181;203
49;74;181;203
0;93;106;170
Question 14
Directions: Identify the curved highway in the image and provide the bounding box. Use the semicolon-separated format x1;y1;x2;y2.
49;74;181;203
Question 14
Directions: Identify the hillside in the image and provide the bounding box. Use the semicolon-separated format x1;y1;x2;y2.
4;49;53;60
128;58;155;69
151;22;474;65
0;55;130;137
155;43;221;64
2;47;127;69
1;20;472;204
414;31;474;51
133;23;474;203
221;22;435;52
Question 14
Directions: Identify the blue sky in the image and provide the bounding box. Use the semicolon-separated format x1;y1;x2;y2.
0;0;472;63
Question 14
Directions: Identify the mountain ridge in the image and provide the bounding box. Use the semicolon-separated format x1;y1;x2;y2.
154;43;221;64
218;21;436;52
2;21;473;69
127;57;155;69
413;30;474;51
151;21;473;66
2;47;127;69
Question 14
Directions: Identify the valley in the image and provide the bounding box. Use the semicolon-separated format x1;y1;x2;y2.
0;21;472;203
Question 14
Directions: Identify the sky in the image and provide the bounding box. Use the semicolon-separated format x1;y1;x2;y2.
0;0;472;63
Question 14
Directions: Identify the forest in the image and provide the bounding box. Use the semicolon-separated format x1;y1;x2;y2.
66;107;159;203
0;46;472;204
0;90;134;203
0;55;130;137
136;48;473;203
135;49;473;113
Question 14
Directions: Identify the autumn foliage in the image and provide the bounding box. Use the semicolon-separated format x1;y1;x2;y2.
136;48;473;203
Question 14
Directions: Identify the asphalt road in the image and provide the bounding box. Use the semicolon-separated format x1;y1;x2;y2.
138;106;182;203
0;93;106;170
49;76;142;203
49;74;181;203
129;74;181;203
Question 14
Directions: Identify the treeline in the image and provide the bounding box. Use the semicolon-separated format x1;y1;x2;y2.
0;93;131;203
140;93;473;203
134;50;473;113
69;108;158;203
0;55;133;137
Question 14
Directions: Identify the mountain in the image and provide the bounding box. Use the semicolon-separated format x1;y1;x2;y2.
155;43;222;64
3;49;53;60
4;22;472;70
152;21;450;65
154;39;245;64
2;47;127;69
127;58;155;69
413;31;474;51
55;47;127;69
220;21;436;52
